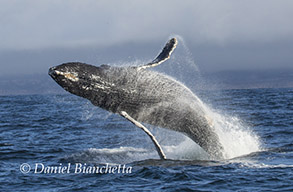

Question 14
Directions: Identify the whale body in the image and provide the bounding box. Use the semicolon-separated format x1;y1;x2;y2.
49;38;223;158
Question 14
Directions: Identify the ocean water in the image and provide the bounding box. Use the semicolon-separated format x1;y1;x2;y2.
0;88;292;191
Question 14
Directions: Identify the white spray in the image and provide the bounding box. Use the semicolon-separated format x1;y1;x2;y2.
152;35;262;160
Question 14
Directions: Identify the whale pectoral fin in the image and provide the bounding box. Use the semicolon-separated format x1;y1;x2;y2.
120;111;166;160
137;38;178;70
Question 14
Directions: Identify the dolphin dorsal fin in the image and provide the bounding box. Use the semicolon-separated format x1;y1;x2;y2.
137;38;177;70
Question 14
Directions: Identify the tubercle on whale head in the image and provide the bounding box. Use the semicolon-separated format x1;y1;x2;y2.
48;62;114;97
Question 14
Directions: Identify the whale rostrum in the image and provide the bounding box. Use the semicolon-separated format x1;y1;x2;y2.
49;38;223;159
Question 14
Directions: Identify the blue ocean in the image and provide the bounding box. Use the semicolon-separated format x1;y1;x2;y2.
0;88;292;191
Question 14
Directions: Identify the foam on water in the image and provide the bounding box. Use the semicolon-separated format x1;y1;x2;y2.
240;162;293;169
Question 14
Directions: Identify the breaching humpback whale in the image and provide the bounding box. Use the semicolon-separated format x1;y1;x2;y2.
49;38;223;159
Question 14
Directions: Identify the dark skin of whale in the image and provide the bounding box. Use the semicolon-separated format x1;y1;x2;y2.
49;39;223;159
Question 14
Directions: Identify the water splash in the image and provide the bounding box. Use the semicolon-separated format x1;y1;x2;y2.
161;35;262;159
203;105;262;159
170;35;200;73
155;35;201;90
162;137;210;160
155;101;262;160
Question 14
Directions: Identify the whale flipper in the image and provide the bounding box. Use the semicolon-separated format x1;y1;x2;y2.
137;38;178;70
120;111;166;160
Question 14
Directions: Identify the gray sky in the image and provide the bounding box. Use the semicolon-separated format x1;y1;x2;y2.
1;0;293;75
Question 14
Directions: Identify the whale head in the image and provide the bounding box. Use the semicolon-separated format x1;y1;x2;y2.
48;62;114;99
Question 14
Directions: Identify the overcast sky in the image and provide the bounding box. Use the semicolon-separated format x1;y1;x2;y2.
0;0;293;75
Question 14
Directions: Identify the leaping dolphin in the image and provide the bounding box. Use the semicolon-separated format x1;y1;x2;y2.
49;38;223;159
